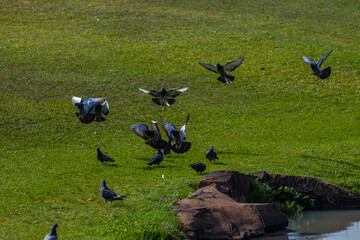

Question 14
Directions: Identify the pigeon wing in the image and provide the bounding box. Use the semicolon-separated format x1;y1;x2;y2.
72;96;82;106
102;153;115;162
136;85;159;97
131;124;150;140
223;58;244;72
302;56;315;65
151;121;162;139
316;51;332;68
162;120;177;140
101;187;118;200
91;97;107;102
167;86;188;97
198;62;218;73
102;100;109;115
179;113;189;140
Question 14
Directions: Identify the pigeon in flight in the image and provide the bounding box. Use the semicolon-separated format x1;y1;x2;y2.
71;96;108;123
199;58;244;83
136;85;188;106
97;148;115;165
148;149;164;166
100;180;126;207
190;163;206;174
131;121;167;149
44;223;58;240
206;146;218;163
162;113;191;154
303;51;332;79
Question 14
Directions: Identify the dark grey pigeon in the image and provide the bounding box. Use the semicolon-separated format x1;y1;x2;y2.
72;96;108;123
162;113;191;154
136;84;188;106
199;58;244;83
44;223;58;240
94;100;109;122
100;180;126;207
148;149;164;167
303;51;332;79
131;121;167;149
97;148;115;165
190;163;206;174
206;146;218;163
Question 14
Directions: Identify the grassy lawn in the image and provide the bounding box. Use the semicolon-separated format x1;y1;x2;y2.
1;0;360;239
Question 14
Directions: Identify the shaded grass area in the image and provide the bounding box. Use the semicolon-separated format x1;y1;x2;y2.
1;0;360;239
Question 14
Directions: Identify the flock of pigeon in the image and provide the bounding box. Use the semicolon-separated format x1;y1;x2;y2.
44;52;332;238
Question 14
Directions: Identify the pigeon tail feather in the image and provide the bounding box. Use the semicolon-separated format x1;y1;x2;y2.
171;141;191;153
218;75;234;83
319;67;331;79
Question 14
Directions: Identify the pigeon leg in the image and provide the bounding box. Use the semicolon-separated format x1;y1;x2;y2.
109;202;112;207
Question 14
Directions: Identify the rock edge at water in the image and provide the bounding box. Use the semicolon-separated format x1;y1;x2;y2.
173;170;360;240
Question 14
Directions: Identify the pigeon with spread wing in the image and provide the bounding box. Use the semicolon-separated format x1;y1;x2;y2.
199;58;244;83
303;51;332;79
136;85;188;106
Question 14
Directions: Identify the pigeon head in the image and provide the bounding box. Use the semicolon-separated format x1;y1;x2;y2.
210;146;214;150
50;223;58;235
97;148;100;152
101;180;106;189
160;88;166;94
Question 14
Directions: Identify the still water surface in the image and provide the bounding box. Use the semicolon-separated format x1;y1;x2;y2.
268;210;360;240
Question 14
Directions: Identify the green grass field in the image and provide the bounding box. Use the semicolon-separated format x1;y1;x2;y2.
1;0;360;239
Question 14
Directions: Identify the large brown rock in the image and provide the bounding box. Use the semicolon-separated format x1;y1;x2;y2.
198;170;252;203
173;184;288;240
253;171;360;210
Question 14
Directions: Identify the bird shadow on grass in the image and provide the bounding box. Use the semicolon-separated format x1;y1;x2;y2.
138;155;183;162
301;155;360;169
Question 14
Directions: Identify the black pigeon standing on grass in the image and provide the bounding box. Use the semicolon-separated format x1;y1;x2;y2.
303;51;332;79
162;113;191;154
136;84;188;106
100;180;126;207
206;146;218;163
43;223;58;240
148;149;164;167
190;163;206;174
199;58;244;83
97;148;115;165
131;121;167;150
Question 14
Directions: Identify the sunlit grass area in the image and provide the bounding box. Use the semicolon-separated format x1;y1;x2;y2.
1;0;360;239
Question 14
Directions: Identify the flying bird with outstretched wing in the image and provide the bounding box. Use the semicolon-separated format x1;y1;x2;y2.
303;51;332;79
199;58;244;83
136;85;188;106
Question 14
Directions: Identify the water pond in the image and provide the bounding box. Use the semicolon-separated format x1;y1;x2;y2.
263;210;360;240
